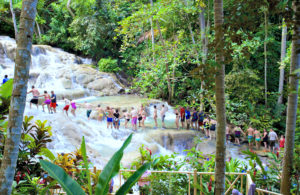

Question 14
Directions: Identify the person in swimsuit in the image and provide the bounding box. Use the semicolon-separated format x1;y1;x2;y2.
123;110;131;128
254;129;261;150
40;91;51;113
50;91;57;114
191;109;198;130
113;109;120;129
185;108;191;130
180;107;185;129
262;129;268;151
62;96;70;116
106;106;113;129
175;109;180;130
203;117;210;138
234;126;244;145
198;111;204;132
209;119;217;140
247;127;254;150
2;75;9;84
138;105;144;127
141;108;146;128
153;105;158;128
27;85;40;109
96;105;104;121
160;104;168;129
70;99;77;117
85;101;93;120
131;107;138;131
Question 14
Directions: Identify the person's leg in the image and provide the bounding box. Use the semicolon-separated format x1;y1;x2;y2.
47;104;50;113
42;103;45;112
30;102;32;109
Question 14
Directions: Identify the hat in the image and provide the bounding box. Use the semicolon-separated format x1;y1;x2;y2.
232;189;242;195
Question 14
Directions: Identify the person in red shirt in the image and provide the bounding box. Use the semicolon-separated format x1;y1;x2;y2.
279;135;285;149
180;107;185;129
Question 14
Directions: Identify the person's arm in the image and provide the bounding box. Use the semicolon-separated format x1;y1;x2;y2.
27;90;32;94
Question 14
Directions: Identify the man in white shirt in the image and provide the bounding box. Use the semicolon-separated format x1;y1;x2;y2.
268;129;278;153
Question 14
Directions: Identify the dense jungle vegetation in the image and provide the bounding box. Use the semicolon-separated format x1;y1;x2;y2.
1;0;300;194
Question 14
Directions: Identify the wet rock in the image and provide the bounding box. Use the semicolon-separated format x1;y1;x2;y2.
32;45;47;56
61;78;72;89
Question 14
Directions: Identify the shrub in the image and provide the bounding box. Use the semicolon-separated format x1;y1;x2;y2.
98;58;121;73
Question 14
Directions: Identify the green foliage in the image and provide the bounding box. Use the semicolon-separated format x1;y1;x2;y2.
98;58;121;73
95;134;132;194
81;136;92;195
40;160;86;195
0;79;13;115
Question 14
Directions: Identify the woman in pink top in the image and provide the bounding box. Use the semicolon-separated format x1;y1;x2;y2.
40;91;51;113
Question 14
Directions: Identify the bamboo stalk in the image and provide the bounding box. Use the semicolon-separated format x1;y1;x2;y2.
225;175;240;194
194;169;197;195
240;175;243;194
200;174;203;195
188;173;191;195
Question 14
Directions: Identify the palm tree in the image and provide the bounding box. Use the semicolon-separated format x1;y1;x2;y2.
280;1;300;194
213;0;227;194
0;0;38;194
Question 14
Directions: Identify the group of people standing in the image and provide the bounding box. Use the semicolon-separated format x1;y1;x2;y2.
230;125;285;153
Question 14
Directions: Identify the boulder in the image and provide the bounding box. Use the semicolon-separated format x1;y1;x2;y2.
87;78;117;91
61;78;73;89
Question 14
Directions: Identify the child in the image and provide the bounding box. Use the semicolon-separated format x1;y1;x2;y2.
279;135;285;149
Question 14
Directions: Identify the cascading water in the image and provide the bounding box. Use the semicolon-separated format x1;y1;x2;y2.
0;36;247;168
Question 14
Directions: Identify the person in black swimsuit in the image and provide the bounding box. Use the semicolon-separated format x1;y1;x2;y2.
262;129;268;151
113;109;120;129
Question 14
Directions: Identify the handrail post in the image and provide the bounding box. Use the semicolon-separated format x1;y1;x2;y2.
188;173;191;195
193;169;197;195
241;175;243;194
200;174;203;195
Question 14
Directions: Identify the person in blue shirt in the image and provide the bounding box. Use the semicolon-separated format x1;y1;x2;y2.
2;75;9;84
185;108;191;130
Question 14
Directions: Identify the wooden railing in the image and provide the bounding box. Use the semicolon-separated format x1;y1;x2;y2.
50;169;282;195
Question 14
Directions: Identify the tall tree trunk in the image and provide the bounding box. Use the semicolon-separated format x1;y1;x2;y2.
149;0;155;63
36;22;42;39
264;9;268;106
157;21;172;103
9;0;18;40
67;0;75;17
0;0;38;194
214;0;226;194
280;1;300;193
199;6;207;111
277;19;287;105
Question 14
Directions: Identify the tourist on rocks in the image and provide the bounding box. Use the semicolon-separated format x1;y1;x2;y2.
62;96;70;116
279;135;285;149
85;101;92;120
185;107;191;130
113;109;120;129
191;109;198;130
123;110;131;128
96;104;104;121
209;118;217;140
50;91;57;114
198;111;204;132
2;75;9;84
254;128;261;150
70;99;77;117
153;105;158;128
203;117;210;138
247;126;255;150
180;106;185;129
131;107;138;131
175;108;180;130
141;108;146;128
138;105;144;127
268;129;278;153
234;126;244;146
27;85;40;109
160;104;168;129
106;106;114;129
40;91;51;113
262;129;269;152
